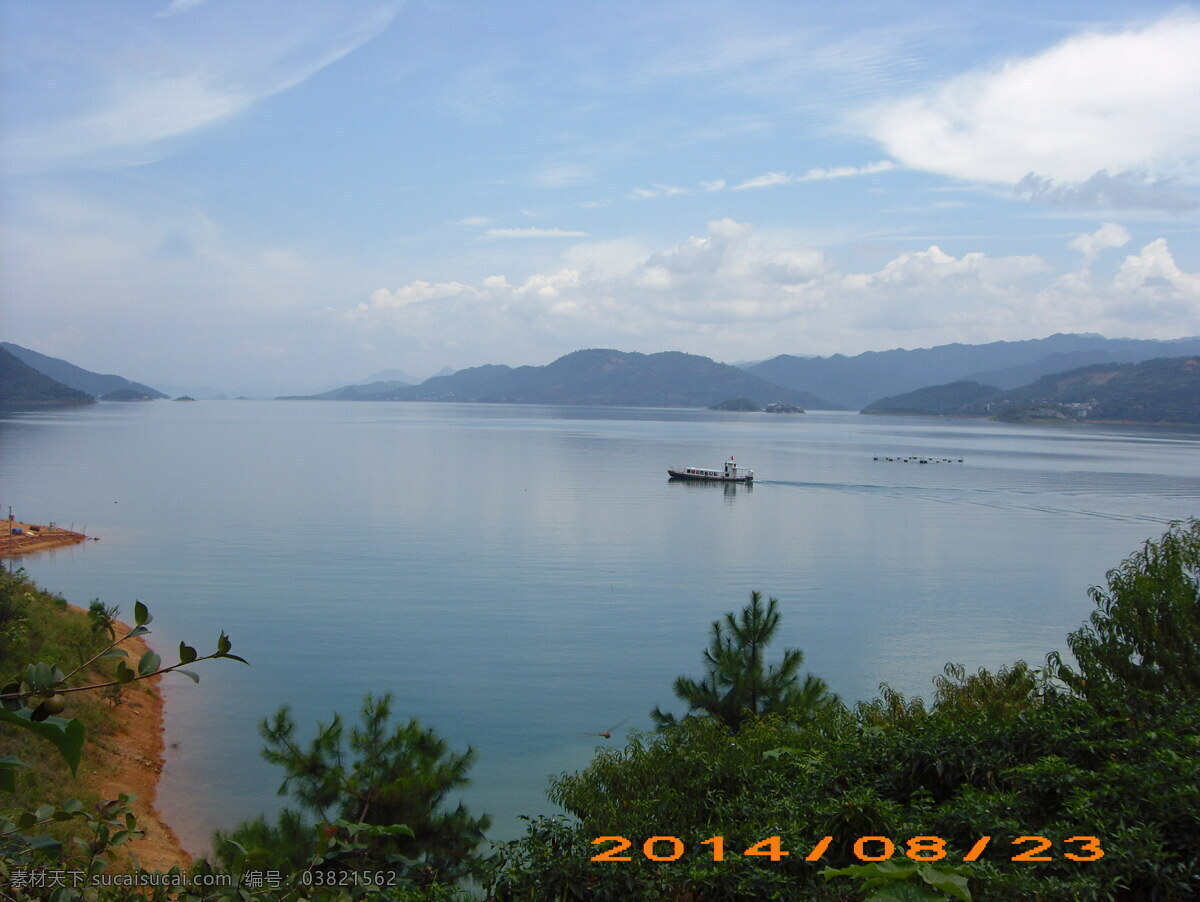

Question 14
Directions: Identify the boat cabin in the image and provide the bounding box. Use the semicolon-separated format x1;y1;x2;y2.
668;456;753;482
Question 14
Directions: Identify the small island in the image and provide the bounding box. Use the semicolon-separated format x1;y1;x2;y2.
709;397;762;411
709;398;804;413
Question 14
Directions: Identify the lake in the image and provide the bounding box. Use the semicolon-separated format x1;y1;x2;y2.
2;401;1197;854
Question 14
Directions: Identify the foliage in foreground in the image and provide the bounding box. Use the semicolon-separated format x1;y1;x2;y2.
213;694;489;886
4;520;1198;900
487;519;1200;901
0;575;468;900
651;590;837;733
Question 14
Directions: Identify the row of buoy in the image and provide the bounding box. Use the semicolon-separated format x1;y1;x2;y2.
874;456;963;464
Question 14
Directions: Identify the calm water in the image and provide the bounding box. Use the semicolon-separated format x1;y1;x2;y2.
2;401;1197;853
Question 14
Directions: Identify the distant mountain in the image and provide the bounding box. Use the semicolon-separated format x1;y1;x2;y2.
282;348;838;408
0;347;94;406
1;342;167;400
862;357;1200;425
745;334;1200;409
364;368;424;385
299;379;412;401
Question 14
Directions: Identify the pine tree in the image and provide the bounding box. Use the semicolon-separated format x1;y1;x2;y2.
651;591;834;732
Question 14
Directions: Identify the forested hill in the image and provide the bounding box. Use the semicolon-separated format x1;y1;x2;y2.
0;347;94;406
746;333;1200;409
282;349;839;409
864;356;1200;424
1;342;166;400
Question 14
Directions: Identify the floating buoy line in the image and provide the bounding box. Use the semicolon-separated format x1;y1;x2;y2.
873;456;963;464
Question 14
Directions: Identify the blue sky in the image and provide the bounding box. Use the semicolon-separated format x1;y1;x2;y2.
2;0;1199;394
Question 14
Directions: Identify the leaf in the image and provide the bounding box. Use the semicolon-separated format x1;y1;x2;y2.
27;662;54;692
138;650;162;677
216;632;232;656
115;661;137;683
222;653;250;666
98;649;128;660
28;833;63;854
917;866;972;902
173;669;200;683
127;625;149;638
865;885;945;902
179;642;197;665
0;710;87;776
1;682;21;712
134;600;152;626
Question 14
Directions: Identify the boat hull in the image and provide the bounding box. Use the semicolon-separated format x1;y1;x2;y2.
668;470;753;483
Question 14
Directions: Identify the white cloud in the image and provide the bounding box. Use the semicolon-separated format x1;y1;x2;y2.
1044;239;1200;328
1068;223;1130;261
865;14;1200;186
341;219;1200;367
484;228;588;239
450;216;490;226
368;281;474;309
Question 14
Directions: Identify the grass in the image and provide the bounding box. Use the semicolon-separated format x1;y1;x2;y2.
0;567;144;845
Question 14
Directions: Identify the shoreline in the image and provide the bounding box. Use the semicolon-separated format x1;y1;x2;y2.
2;520;90;558
14;523;189;870
69;607;192;872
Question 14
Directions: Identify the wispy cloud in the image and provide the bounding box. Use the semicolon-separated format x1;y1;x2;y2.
630;184;691;200
735;171;793;190
3;2;403;172
734;161;896;189
484;227;588;239
156;0;209;18
1016;171;1198;213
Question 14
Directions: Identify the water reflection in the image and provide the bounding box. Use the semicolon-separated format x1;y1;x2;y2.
668;477;753;499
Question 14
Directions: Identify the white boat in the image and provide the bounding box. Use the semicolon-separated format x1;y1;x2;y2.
668;456;753;483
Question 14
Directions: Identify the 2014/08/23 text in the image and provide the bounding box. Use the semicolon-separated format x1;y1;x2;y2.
591;835;1105;863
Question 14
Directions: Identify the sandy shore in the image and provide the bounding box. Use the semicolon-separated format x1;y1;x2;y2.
69;609;192;872
2;520;90;558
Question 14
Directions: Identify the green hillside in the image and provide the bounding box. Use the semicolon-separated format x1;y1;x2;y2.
861;356;1200;425
1;342;166;399
862;380;999;415
0;347;94;406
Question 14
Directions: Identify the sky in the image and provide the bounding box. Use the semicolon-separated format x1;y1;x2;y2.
2;0;1199;395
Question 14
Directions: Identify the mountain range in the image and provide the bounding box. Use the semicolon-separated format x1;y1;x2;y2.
744;333;1200;409
282;349;834;408
4;335;1198;421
